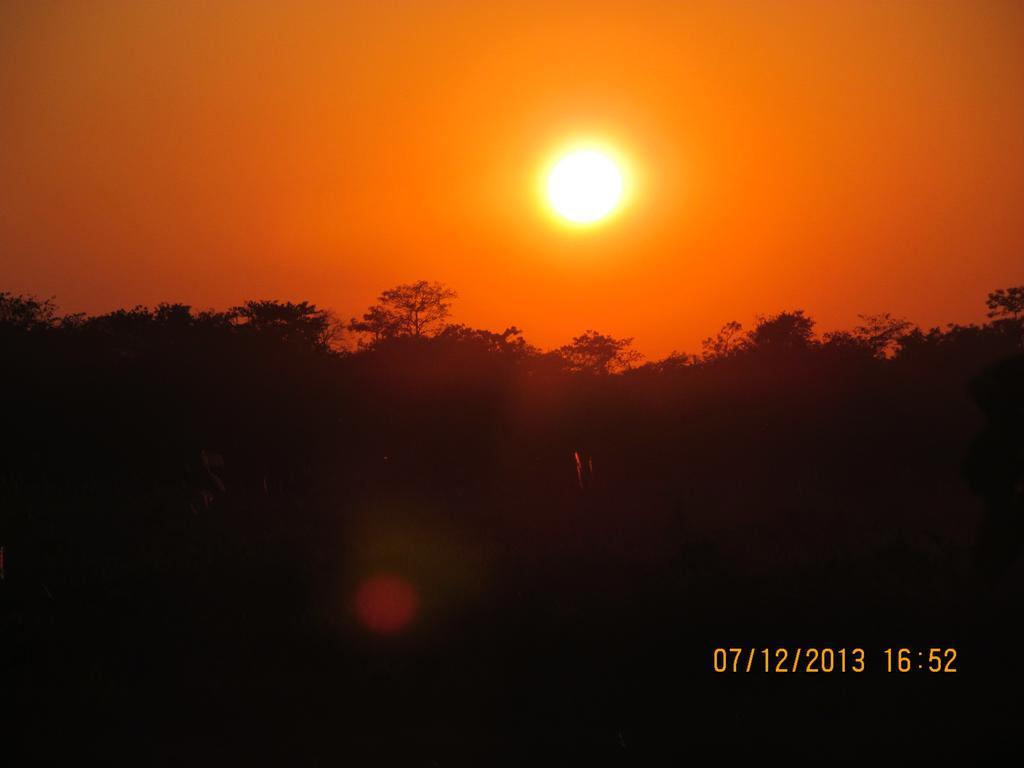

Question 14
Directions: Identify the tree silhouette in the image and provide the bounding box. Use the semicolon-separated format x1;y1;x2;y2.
701;320;745;361
638;350;695;373
986;286;1024;323
747;310;816;352
557;329;643;374
153;302;195;326
350;280;457;344
229;300;335;351
0;292;58;330
437;324;535;357
987;286;1024;350
851;313;913;358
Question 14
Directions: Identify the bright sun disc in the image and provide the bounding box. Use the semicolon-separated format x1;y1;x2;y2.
546;149;624;224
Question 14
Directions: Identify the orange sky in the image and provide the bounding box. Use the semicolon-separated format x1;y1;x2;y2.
2;0;1023;357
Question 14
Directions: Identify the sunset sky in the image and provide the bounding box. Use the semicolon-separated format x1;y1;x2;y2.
2;0;1023;357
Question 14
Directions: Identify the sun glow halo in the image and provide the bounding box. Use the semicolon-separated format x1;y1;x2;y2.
545;147;626;225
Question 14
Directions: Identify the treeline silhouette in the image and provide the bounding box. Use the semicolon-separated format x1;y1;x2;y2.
2;282;1023;762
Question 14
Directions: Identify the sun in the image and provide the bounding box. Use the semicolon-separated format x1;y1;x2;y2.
546;147;625;225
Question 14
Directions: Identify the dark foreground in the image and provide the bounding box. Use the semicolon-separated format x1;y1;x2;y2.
3;298;1024;763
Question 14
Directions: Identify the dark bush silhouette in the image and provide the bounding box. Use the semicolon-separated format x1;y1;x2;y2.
556;329;643;374
0;291;59;330
746;308;816;352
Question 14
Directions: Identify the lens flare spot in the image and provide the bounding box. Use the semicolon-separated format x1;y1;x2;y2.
354;574;418;634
